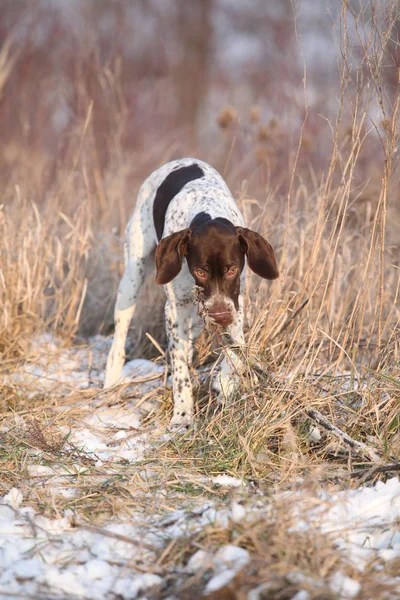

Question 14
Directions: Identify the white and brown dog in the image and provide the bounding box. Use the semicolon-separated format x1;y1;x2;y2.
104;159;279;428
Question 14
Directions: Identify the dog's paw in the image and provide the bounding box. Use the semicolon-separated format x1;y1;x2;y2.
169;412;194;432
214;374;240;405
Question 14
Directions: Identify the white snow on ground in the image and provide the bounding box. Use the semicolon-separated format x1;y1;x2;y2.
312;477;400;570
1;479;400;598
2;334;400;598
279;477;400;572
66;405;153;465
5;333;165;397
204;545;251;593
211;474;243;487
0;488;233;599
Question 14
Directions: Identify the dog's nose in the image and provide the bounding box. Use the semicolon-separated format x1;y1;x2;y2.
208;302;233;327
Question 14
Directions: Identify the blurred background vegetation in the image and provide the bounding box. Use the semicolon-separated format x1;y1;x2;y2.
0;0;399;352
1;1;398;199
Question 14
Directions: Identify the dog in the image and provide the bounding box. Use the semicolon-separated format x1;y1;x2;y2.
104;158;279;428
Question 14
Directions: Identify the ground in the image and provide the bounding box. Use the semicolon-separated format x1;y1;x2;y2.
1;333;400;600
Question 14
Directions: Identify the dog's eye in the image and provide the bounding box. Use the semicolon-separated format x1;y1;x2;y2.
195;268;207;279
226;266;238;277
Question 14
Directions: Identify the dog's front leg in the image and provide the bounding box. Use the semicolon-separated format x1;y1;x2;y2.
215;295;245;404
165;300;195;429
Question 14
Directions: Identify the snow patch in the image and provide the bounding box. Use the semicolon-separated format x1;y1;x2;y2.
213;544;250;571
205;568;237;593
329;573;361;598
311;477;400;570
212;474;243;487
186;549;213;573
3;488;23;509
5;333;164;398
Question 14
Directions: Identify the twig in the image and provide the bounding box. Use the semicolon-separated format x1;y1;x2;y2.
0;591;84;600
267;297;310;342
304;408;381;463
77;521;156;552
347;463;400;482
218;332;382;463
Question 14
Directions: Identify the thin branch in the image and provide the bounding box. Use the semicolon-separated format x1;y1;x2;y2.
77;520;156;552
348;463;400;482
267;297;310;343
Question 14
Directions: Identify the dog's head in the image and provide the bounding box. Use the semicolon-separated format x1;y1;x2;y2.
155;217;279;328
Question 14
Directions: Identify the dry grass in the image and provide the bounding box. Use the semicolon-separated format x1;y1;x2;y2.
0;1;400;597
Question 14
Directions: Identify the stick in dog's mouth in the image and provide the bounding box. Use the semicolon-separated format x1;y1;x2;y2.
193;285;222;330
193;284;209;323
193;285;235;333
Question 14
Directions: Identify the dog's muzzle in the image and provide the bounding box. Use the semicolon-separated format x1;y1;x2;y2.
193;287;235;329
207;301;234;327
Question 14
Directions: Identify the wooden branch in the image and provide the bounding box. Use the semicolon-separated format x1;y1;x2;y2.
304;408;381;463
348;463;400;481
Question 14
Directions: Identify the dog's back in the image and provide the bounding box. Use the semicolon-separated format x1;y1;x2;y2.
132;158;244;244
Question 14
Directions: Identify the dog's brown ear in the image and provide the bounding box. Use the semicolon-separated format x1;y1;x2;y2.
236;227;279;280
155;228;192;285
